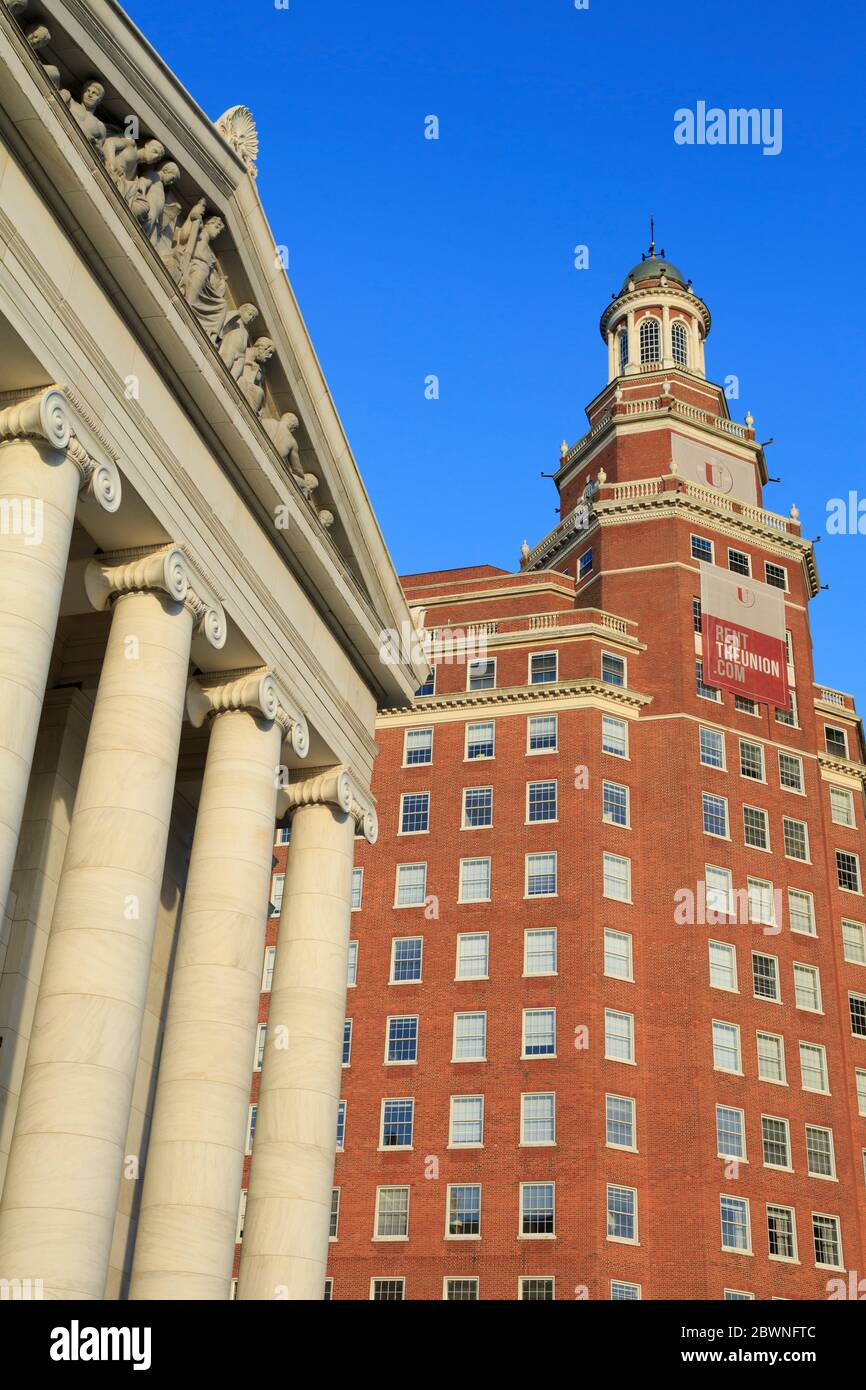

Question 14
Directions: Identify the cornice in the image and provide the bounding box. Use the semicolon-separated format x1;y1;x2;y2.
600;281;711;338
391;677;652;718
817;752;866;785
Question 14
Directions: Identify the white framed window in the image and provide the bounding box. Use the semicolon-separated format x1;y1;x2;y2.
752;951;780;1002
799;1042;829;1094
255;1022;267;1070
399;790;430;835
601;651;626;687
453;1011;487;1062
712;1020;741;1073
404;726;433;766
783;816;809;862
728;547;751;577
709;940;737;992
705;864;734;919
691;533;714;564
607;1184;637;1243
446;1184;482;1239
416;667;436;697
805;1125;836;1180
606;1094;636;1150
716;1104;746;1161
776;690;799;728
602;780;629;826
748;877;777;930
527;779;558;823
761;1114;791;1169
524;928;557;976
245;1103;257;1155
518;1277;554;1300
720;1196;751;1253
602;715;628;757
605;1009;634;1063
700;726;725;769
520;1182;555;1237
618;327;629;374
830;785;855;827
261;946;276;992
236;1188;247;1244
812;1213;843;1269
793;962;822;1013
526;852;557;897
522;1007;556;1058
611;1280;641;1301
850;991;866;1038
274;825;291;845
736;694;759;716
767;1204;797;1262
347;939;358;987
351;866;364;911
270;872;284;916
778;751;804;792
842;919;866;964
335;1100;346;1150
390;935;423;983
456;932;489;980
380;1098;414;1150
385;1015;418;1064
604;928;633;981
757;1030;786;1085
374;1186;410;1240
459;857;491;903
462;785;493;829
836;850;862;894
671;318;688;365
743;804;770;850
465;720;495;760
825;725;849;758
765;561;788;591
521;1092;555;1146
444;1277;479;1301
528;714;558;753
578;547;593;579
395;862;427;907
467;658;496;692
856;1069;866;1116
529;650;558;685
449;1095;484;1147
638;315;660;363
739;740;765;781
702;792;728;838
788;888;816;936
370;1278;405;1301
603;852;631;902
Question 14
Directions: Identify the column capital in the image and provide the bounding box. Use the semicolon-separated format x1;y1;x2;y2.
84;544;227;649
0;387;121;513
186;667;309;757
278;765;378;844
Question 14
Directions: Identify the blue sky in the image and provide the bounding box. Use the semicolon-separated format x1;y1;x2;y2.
125;0;866;703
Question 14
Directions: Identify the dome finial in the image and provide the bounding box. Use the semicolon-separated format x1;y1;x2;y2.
648;214;656;259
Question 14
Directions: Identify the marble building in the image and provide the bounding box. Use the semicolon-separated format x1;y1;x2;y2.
0;0;424;1299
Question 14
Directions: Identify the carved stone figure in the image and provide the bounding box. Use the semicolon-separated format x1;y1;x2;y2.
62;79;107;148
138;161;181;245
219;303;259;379
103;135;166;205
262;412;302;478
238;338;275;416
173;203;229;341
25;24;61;88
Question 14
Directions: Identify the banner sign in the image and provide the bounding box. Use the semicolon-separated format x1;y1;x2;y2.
671;433;758;507
700;564;789;708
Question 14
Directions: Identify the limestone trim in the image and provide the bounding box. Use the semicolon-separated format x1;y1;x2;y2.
187;667;310;758
0;386;121;512
392;677;652;718
278;765;378;845
84;544;227;648
816;752;866;787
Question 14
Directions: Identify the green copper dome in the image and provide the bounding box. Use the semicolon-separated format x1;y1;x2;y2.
621;255;688;291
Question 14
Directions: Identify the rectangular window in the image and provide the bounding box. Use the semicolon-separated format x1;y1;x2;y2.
692;596;703;635
696;660;721;702
705;865;734;919
606;1094;636;1150
728;548;751;576
416;668;435;697
578;548;593;579
825;726;849;758
752;952;780;1002
767;1204;797;1261
347;940;358;987
342;1019;352;1067
351;866;364;911
611;1281;641;1301
830;786;855;827
788;888;816;936
709;940;737;992
740;741;765;781
455;931;489;980
806;1125;836;1180
381;1098;414;1149
519;1277;554;1300
447;1184;481;1238
743;805;770;850
270;872;284;916
605;1009;634;1063
757;1031;786;1084
602;715;628;757
761;1115;791;1169
812;1213;842;1269
523;1007;556;1057
604;928;633;980
748;877;777;930
462;785;493;828
386;1016;418;1064
444;1278;478;1301
836;850;862;893
459;857;491;902
713;1020;741;1073
274;825;291;845
466;720;495;760
691;534;714;563
736;694;759;715
700;727;725;769
528;714;558;752
779;752;804;792
467;658;495;691
329;1188;339;1241
371;1278;405;1301
603;852;631;901
602;652;626;687
776;691;799;727
602;781;629;826
794;963;822;1013
262;946;276;993
529;651;558;685
521;1183;555;1236
524;928;557;976
703;792;728;838
858;1070;866;1116
716;1105;746;1160
521;1092;555;1145
765;561;788;590
449;1095;484;1147
453;1011;487;1061
850;992;866;1037
721;1196;751;1252
391;936;423;983
255;1023;267;1070
800;1042;829;1094
395;862;427;907
527;779;558;823
526;852;557;897
374;1186;409;1240
404;726;433;765
400;791;429;834
607;1184;637;1242
783;817;809;861
335;1100;345;1151
842;919;866;964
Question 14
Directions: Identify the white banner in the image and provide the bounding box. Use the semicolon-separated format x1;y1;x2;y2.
700;564;789;707
672;433;758;507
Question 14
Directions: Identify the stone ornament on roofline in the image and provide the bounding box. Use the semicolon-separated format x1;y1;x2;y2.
216;105;259;179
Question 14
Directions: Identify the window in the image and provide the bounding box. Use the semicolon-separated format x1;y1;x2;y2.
767;1205;797;1261
736;694;759;715
462;785;493;828
739;741;765;781
602;715;628;758
578;548;593;580
728;548;751;577
391;936;423;983
752;952;780;1002
521;1183;555;1236
783;817;809;861
709;940;737;992
611;1281;641;1301
748;877;777;930
716;1105;746;1160
830;786;855;827
713;1021;741;1073
604;928;633;980
757;1031;786;1084
606;1094;636;1150
351;867;363;911
526;852;557;897
800;1042;828;1094
404;726;433;765
776;691;798;727
812;1213;842;1269
530;651;558;685
524;928;557;976
523;1008;556;1057
335;1101;345;1151
453;1011;487;1061
444;1278;478;1301
806;1126;835;1180
342;1019;352;1067
603;852;631;901
837;850;862;893
466;720;494;760
262;946;276;992
825;726;849;758
400;791;429;834
381;1099;414;1149
386;1016;418;1064
371;1278;405;1301
395;862;427;907
779;752;803;792
700;727;725;769
374;1186;409;1240
842;919;866;964
761;1115;791;1169
416;667;436;697
858;1070;866;1116
691;534;714;564
270;872;284;916
528;714;558;752
519;1277;554;1300
459;857;490;902
850;992;866;1037
794;963;822;1013
692;597;703;634
602;781;629;826
696;660;721;702
467;658;495;691
602;651;626;687
743;805;769;850
328;1189;340;1241
255;1023;267;1070
450;1095;484;1147
456;932;489;980
447;1184;481;1238
705;865;734;919
245;1104;257;1155
605;1009;634;1063
607;1184;637;1242
721;1196;751;1253
765;562;787;590
618;327;629;373
671;319;688;365
702;792;728;838
639;316;660;363
236;1189;247;1244
788;889;816;936
275;825;291;845
522;1092;555;1145
527;779;558;823
347;940;358;987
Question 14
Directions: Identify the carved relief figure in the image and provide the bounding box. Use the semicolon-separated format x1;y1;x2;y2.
262;412;303;478
219;303;259;378
62;79;107;148
103;135;166;202
139;161;181;245
25;24;61;88
172;203;229;341
238;338;275;416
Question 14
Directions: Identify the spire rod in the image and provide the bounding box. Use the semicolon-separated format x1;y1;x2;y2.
649;214;655;257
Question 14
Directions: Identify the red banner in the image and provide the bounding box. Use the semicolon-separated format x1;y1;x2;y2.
700;567;789;708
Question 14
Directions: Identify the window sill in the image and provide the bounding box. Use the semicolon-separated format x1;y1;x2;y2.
372;1235;408;1243
517;1233;557;1241
521;1053;557;1061
607;1236;640;1247
377;1146;414;1154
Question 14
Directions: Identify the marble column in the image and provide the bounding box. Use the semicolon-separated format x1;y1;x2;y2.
0;545;224;1299
128;670;309;1301
0;387;120;927
236;768;377;1301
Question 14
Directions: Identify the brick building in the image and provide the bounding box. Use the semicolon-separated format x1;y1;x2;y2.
238;242;866;1300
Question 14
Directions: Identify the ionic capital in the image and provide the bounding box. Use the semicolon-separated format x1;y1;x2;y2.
186;667;309;757
84;544;227;649
0;387;122;513
278;765;378;844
